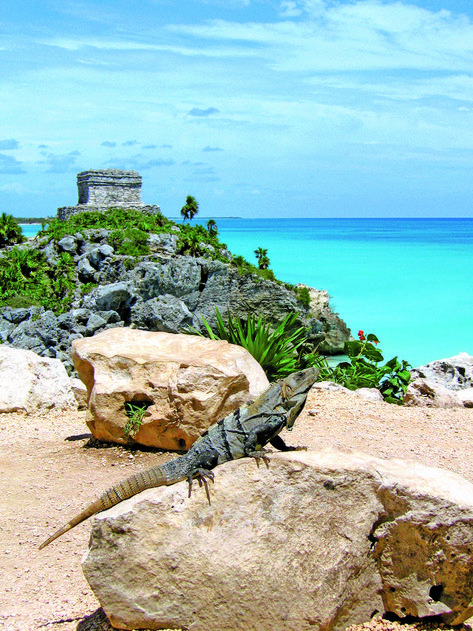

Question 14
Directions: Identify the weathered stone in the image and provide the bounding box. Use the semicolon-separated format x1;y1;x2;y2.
148;232;178;255
0;319;14;341
72;328;269;449
8;309;58;354
355;387;384;402
57;235;77;253
86;313;108;335
411;353;473;391
57;169;161;220
82;450;473;631
86;282;135;316
300;285;352;354
77;256;96;280
130;296;197;333
0;347;77;413
457;388;473;408
70;377;88;410
404;378;462;408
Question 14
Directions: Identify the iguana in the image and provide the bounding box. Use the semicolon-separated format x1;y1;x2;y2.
39;366;318;549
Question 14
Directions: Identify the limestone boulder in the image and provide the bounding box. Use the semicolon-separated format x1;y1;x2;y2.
403;377;462;408
72;327;269;450
411;352;473;391
0;346;77;413
405;354;473;408
82;450;473;631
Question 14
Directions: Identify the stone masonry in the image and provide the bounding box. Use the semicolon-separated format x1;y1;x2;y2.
57;169;161;220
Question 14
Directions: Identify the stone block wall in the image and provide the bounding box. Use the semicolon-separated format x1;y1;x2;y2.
57;169;161;220
77;170;142;206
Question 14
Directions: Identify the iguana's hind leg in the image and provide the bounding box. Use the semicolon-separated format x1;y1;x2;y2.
187;469;215;504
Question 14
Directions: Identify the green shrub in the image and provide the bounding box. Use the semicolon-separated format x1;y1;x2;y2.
311;330;411;404
40;207;171;242
231;254;276;281
124;401;151;439
109;226;150;256
294;286;311;306
0;246;76;312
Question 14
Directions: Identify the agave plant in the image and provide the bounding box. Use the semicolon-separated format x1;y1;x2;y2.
195;307;309;380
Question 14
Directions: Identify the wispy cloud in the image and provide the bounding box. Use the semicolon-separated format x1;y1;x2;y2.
171;3;473;72
0;139;19;150
40;151;81;174
188;107;220;117
0;153;25;174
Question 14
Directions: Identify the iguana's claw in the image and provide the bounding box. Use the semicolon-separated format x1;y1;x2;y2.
187;468;215;505
248;449;272;469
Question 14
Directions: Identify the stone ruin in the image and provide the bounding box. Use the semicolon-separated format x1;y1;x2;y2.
57;169;161;220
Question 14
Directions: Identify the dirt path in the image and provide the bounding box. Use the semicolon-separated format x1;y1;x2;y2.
1;389;473;631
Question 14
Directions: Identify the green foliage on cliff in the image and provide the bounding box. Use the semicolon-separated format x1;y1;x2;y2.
40;207;172;246
0;206;298;314
176;223;229;262
0;213;25;248
230;254;276;282
0;247;76;311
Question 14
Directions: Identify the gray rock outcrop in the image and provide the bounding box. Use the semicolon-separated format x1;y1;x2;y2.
0;227;351;371
82;450;473;631
72;328;269;449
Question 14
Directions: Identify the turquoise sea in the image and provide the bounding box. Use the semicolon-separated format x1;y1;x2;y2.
202;218;473;368
21;218;473;368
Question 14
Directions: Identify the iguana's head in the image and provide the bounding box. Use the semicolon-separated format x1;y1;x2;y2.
282;366;319;430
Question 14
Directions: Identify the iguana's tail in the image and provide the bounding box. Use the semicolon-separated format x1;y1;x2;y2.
39;465;167;549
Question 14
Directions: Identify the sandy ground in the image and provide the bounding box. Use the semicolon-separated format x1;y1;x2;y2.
1;388;473;631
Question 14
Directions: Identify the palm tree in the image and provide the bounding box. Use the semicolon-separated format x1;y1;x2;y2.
206;219;218;236
180;195;199;223
254;246;270;269
0;213;25;248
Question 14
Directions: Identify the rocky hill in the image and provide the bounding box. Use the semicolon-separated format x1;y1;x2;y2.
0;209;350;372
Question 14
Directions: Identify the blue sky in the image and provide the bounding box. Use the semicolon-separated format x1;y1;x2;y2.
1;0;473;218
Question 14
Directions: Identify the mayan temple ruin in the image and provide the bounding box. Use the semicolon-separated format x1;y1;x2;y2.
57;169;161;220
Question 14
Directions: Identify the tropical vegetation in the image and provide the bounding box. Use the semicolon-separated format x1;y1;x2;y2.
254;246;270;270
313;330;411;404
180;195;199;223
0;213;25;248
194;309;410;404
194;308;311;381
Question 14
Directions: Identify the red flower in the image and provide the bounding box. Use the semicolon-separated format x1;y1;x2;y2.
358;330;365;341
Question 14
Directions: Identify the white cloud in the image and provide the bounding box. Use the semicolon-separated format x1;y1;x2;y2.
169;2;473;72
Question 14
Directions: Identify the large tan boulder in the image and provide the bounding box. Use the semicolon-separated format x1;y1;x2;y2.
72;328;269;450
82;450;473;631
0;346;77;413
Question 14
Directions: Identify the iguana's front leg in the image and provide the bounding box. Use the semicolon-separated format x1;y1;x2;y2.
243;415;286;466
269;435;308;452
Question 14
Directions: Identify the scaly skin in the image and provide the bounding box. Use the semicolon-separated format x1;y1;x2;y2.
39;366;318;549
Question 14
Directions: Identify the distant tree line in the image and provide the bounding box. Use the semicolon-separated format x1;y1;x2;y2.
13;217;48;224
